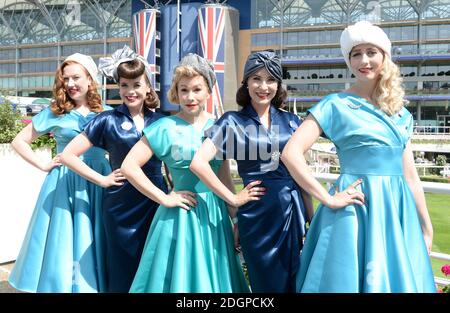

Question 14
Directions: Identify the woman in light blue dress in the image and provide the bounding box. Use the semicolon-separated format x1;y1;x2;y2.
8;54;110;293
282;21;436;292
121;54;252;292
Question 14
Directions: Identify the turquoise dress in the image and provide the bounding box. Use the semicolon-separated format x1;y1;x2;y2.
129;116;249;293
296;93;436;293
8;107;111;293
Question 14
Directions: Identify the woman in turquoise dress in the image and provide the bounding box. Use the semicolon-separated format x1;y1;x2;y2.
8;54;110;293
61;46;167;292
282;21;436;292
121;54;253;292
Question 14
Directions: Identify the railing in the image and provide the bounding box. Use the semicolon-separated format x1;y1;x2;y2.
314;172;450;288
413;126;450;135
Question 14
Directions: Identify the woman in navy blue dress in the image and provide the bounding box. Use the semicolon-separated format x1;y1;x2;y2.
61;46;167;292
190;50;313;292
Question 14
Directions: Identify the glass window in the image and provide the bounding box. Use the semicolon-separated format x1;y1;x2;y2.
393;44;417;55
108;42;130;54
267;32;279;46
106;88;121;101
0;64;15;75
20;47;58;59
423;25;439;40
0;50;15;60
286;32;298;46
251;33;267;46
400;65;417;77
402;26;416;40
403;81;417;91
297;32;308;45
421;105;449;120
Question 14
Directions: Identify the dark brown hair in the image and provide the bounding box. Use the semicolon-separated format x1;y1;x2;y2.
51;60;102;115
117;59;160;109
236;81;287;109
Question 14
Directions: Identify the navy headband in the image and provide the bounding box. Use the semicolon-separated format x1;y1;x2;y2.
242;50;283;83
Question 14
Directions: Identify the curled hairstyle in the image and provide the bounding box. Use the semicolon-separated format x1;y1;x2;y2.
51;60;102;115
372;57;407;116
236;80;287;109
117;59;159;109
167;65;211;104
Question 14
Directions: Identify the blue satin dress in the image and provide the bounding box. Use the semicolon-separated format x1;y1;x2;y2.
83;104;167;292
296;92;436;293
206;105;307;292
130;116;249;293
8;107;111;293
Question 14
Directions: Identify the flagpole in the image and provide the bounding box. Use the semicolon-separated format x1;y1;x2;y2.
177;0;181;57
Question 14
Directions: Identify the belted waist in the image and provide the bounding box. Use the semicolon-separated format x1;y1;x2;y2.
171;168;211;193
339;146;404;176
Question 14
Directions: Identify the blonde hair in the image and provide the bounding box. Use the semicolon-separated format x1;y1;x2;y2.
167;66;209;104
373;57;407;116
51;60;102;115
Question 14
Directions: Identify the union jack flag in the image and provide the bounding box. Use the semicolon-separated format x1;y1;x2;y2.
198;6;225;117
133;9;158;89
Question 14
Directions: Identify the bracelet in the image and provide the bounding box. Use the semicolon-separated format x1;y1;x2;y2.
231;216;238;225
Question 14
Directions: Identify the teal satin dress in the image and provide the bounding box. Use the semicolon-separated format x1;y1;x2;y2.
129;116;249;293
296;93;436;293
8;107;110;293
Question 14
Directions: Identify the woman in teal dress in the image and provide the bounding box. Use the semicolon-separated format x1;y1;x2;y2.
8;54;110;293
121;54;255;292
282;21;436;292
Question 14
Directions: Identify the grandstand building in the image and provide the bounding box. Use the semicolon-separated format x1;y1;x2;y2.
0;0;449;127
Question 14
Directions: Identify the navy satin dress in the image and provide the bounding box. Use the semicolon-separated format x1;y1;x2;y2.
206;104;307;292
83;104;167;292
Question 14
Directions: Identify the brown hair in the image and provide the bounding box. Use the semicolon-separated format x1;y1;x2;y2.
236;81;287;109
117;59;159;109
167;65;210;104
51;60;102;115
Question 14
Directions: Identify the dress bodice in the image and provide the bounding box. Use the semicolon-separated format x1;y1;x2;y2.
308;93;414;176
84;104;164;174
205;104;301;183
32;107;108;159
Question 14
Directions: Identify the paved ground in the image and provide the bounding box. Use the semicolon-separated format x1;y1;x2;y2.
0;262;20;293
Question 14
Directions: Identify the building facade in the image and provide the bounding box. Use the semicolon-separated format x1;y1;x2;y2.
0;0;133;105
1;0;449;128
235;0;450;128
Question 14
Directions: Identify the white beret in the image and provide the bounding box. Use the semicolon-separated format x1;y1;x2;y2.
64;53;99;84
340;21;391;69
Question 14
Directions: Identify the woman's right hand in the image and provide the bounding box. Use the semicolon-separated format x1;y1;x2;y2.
40;154;62;172
325;179;365;209
232;180;265;208
162;190;197;211
101;169;126;188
